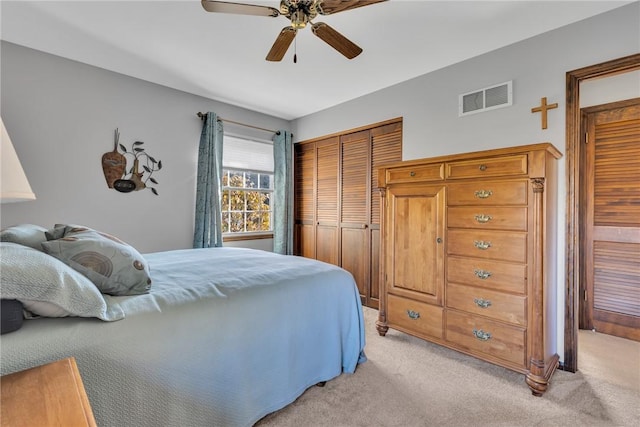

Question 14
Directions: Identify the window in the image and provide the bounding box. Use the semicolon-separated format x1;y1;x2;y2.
222;135;274;236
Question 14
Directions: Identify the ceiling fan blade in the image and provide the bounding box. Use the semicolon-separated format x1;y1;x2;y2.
201;0;280;17
315;0;387;15
311;22;362;59
266;27;297;62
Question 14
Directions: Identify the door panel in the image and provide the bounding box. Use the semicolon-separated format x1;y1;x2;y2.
583;100;640;341
370;228;380;304
316;139;339;224
341;228;367;298
295;224;315;259
316;225;338;265
388;184;445;305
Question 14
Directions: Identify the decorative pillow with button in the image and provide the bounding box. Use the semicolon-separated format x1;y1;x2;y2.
41;225;152;296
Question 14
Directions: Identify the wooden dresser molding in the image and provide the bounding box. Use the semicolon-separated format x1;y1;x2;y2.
376;143;561;396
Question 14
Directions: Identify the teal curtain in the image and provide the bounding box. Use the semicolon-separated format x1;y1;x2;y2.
273;130;293;255
193;112;224;248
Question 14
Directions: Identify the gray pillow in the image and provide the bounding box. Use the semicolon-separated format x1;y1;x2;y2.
0;224;48;250
0;242;124;321
42;226;152;296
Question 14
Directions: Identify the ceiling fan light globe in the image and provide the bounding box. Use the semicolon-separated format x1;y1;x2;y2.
291;10;308;29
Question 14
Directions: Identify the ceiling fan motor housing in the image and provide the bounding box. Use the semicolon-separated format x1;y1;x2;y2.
282;0;318;28
201;0;389;61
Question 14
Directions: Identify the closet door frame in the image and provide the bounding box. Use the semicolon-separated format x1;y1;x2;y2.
564;53;640;373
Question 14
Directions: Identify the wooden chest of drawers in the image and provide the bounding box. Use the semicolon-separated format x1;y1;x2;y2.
376;143;561;396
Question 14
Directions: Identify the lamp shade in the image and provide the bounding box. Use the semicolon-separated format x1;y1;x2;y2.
1;117;36;202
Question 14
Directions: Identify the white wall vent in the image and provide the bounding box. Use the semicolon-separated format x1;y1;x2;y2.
459;81;512;116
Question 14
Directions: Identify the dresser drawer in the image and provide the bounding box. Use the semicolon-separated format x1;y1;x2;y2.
447;230;527;263
447;256;526;294
448;180;528;206
446;283;527;326
446;155;528;179
387;293;443;339
386;163;444;184
446;310;526;367
447;206;527;231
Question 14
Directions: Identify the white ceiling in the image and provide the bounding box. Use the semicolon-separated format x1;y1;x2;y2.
0;0;633;120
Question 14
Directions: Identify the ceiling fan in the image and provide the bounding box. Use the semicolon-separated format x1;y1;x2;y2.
201;0;387;62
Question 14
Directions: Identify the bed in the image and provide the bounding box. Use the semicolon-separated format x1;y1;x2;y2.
0;224;366;427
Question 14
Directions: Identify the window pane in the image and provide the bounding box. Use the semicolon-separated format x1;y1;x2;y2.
246;172;259;189
230;190;245;211
222;189;229;211
246;190;266;211
228;171;244;188
246;212;261;231
221;167;274;234
260;212;271;231
259;174;272;190
222;212;230;233
230;212;244;232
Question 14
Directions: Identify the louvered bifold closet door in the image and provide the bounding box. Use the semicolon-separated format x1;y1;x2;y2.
586;101;640;341
340;130;370;299
315;137;340;266
294;142;316;258
370;121;403;304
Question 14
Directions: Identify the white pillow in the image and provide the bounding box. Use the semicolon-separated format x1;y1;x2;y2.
0;224;48;250
0;242;124;321
21;300;73;318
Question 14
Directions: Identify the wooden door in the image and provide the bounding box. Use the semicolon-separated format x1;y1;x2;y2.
581;99;640;341
340;130;370;302
294;118;402;309
370;121;403;307
386;184;445;306
340;121;403;309
315;137;339;265
294;142;315;258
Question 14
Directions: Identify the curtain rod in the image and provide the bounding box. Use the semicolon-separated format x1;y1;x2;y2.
197;112;279;135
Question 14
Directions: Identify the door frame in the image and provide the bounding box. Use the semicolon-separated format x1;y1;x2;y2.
564;53;640;372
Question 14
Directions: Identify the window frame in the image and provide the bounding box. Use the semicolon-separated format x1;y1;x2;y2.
221;170;274;240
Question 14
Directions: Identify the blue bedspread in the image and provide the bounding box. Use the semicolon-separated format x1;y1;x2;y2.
0;247;366;426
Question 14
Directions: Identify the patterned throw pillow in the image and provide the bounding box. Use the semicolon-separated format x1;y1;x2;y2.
41;225;152;296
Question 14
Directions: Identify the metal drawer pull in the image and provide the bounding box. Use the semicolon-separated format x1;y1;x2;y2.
474;190;493;199
473;329;492;341
410;171;416;177
474;214;493;223
479;164;487;171
474;298;492;308
474;269;492;280
474;240;492;250
407;310;420;320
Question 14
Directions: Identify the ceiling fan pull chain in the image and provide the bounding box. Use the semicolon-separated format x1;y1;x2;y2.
293;36;298;64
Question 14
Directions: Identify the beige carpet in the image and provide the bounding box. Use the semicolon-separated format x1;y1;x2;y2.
257;307;640;426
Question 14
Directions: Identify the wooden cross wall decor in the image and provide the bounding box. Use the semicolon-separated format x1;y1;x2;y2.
531;97;558;129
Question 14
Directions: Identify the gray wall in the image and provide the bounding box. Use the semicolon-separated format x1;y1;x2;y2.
0;41;289;253
291;3;640;361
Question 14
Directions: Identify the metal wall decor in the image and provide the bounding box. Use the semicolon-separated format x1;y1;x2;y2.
101;129;162;195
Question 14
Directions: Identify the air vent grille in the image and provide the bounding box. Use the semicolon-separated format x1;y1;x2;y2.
459;81;512;116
